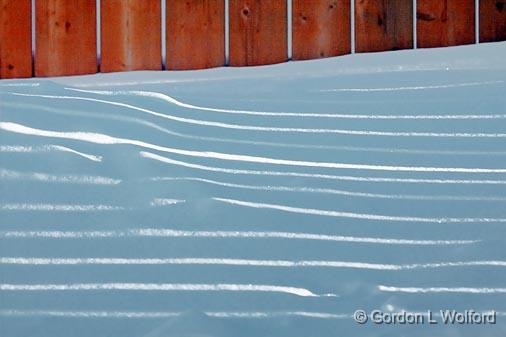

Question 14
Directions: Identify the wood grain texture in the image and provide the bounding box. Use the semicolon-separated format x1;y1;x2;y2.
0;0;32;78
229;0;287;66
355;0;413;53
35;0;96;77
101;0;161;72
166;0;224;70
292;0;350;60
480;0;506;42
417;0;475;48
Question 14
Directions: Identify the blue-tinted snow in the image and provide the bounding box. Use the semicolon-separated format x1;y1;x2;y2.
1;42;506;336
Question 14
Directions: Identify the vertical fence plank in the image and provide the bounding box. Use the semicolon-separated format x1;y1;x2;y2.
355;0;413;53
417;0;475;48
480;0;506;42
292;0;351;60
166;0;224;70
101;0;161;72
229;0;287;66
0;0;32;79
35;0;96;77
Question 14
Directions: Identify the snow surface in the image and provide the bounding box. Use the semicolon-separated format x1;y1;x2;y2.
1;42;506;336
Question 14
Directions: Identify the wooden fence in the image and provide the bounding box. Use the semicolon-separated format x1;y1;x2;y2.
0;0;505;79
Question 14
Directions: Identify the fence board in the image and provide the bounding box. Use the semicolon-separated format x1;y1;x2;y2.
355;0;413;53
229;0;287;66
0;0;32;79
101;0;161;72
292;0;350;60
35;0;96;77
417;0;474;48
480;0;506;42
166;0;224;70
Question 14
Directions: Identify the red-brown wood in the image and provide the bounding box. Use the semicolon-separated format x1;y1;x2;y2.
101;0;161;72
166;0;224;70
480;0;506;43
35;0;96;77
0;0;32;79
355;0;413;53
417;0;475;48
229;0;287;66
292;0;350;60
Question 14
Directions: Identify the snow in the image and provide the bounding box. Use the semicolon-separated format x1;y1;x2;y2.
1;42;506;336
